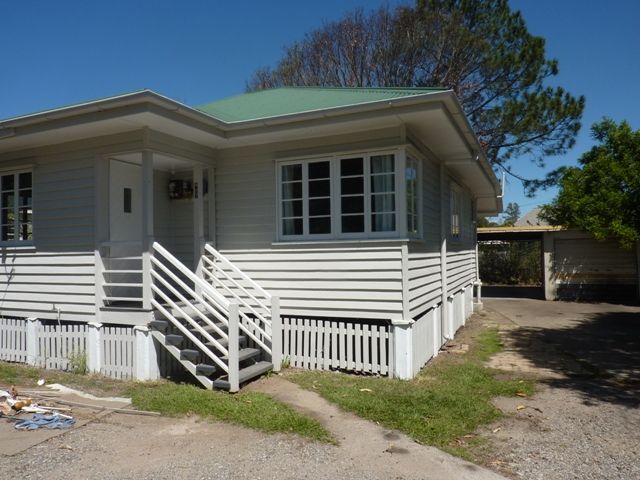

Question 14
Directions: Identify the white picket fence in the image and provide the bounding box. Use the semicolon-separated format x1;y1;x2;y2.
0;317;141;380
101;326;136;379
35;323;87;371
281;316;392;375
0;317;28;363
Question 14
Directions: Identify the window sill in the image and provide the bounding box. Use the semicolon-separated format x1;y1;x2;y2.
0;242;35;251
272;237;412;247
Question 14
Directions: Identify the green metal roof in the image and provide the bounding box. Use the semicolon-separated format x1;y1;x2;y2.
195;87;447;123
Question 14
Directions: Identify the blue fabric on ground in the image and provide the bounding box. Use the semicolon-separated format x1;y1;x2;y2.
14;414;75;430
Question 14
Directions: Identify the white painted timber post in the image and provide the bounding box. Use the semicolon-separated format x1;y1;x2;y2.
133;326;160;380
228;303;240;392
87;322;102;374
543;231;556;300
439;163;449;347
26;317;39;366
271;296;282;372
94;155;109;321
392;320;413;380
446;294;455;339
474;240;483;311
141;151;154;310
193;165;205;276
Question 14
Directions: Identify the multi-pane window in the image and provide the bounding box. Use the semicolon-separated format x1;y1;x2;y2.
450;184;461;239
308;161;331;234
405;157;419;236
1;171;33;243
280;151;407;240
281;163;303;236
340;157;365;233
281;161;332;237
370;154;395;232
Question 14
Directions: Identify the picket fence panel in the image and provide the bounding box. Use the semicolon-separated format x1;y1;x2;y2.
0;317;28;362
281;316;391;375
35;323;88;370
102;326;136;379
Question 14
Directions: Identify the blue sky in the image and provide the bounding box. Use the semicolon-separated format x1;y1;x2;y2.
1;0;638;217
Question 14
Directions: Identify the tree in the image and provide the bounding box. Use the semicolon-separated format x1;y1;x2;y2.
501;202;521;226
248;1;585;189
540;119;640;249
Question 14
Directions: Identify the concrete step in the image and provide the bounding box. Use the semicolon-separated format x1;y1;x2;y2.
212;361;273;390
222;347;261;363
179;349;200;362
195;363;217;376
164;334;183;346
188;322;227;335
205;335;246;350
149;319;169;331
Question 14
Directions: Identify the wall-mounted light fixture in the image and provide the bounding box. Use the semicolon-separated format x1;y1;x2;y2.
168;180;193;200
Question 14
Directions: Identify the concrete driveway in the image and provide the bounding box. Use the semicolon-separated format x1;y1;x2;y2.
485;298;640;406
480;298;640;480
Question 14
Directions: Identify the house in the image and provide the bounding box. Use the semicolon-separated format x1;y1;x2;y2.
0;87;501;390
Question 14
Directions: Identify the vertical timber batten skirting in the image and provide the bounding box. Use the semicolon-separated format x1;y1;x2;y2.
0;317;153;380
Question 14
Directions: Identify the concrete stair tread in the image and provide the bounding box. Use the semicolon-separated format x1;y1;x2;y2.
212;361;273;390
222;347;261;362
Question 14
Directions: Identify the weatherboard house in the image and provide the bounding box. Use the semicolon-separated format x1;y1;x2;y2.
0;88;501;390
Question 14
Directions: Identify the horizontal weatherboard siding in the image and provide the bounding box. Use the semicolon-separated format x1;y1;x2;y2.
0;155;96;321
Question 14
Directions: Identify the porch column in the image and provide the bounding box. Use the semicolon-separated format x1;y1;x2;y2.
94;155;109;320
439;163;449;344
141;150;154;310
193;165;205;274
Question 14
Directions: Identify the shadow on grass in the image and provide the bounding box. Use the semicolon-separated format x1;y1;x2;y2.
508;310;640;407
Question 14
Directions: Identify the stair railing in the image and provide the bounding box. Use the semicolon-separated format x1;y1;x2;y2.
150;242;275;390
201;243;273;353
150;242;231;374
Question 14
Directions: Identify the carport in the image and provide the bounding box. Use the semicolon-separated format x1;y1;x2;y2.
478;227;640;303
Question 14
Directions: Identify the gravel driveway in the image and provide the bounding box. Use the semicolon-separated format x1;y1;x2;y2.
479;298;640;480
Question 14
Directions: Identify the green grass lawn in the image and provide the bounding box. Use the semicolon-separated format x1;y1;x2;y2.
0;362;332;443
289;328;534;459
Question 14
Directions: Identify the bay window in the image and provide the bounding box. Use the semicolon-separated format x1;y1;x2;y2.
1;171;33;244
279;150;419;241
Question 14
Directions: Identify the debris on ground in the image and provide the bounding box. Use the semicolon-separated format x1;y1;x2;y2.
13;413;76;431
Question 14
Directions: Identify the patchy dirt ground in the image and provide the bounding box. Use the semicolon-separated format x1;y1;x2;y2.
0;385;505;480
475;299;640;480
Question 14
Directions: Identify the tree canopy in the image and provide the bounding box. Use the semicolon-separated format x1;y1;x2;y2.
248;0;585;189
540;119;640;249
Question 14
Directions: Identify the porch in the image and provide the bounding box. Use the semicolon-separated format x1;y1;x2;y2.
95;149;214;323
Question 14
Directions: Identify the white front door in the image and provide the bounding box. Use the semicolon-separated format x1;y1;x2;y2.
109;159;142;246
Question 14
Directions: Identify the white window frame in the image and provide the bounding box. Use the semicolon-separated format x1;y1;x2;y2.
405;155;422;239
278;159;335;241
0;169;33;247
276;148;416;241
450;182;462;241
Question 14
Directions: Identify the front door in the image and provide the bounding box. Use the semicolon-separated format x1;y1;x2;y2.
109;159;142;247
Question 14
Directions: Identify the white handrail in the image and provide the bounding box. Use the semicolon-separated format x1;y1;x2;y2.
150;255;229;328
201;263;270;328
150;269;228;347
204;244;271;300
154;242;230;309
201;255;270;318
